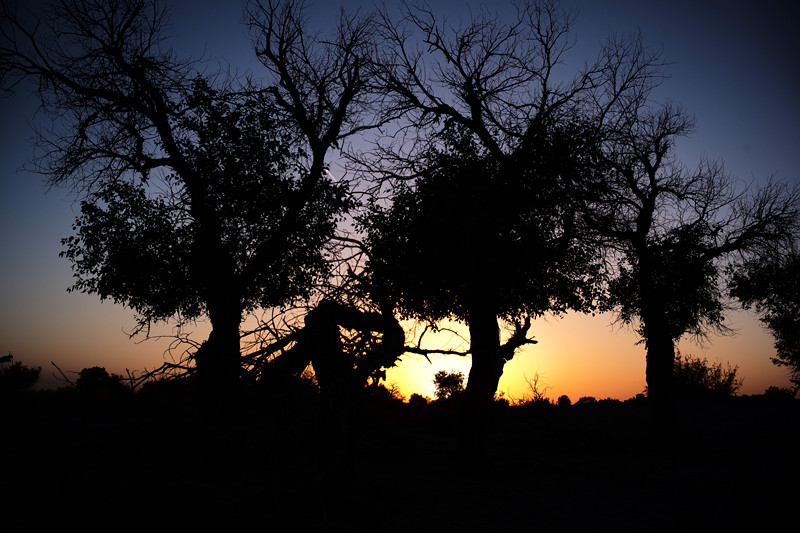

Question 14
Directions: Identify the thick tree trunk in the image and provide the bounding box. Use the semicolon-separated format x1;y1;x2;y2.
643;319;677;418
464;304;504;409
638;247;677;417
195;294;242;395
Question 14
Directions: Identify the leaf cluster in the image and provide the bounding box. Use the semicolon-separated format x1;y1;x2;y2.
610;224;727;342
361;119;604;326
729;252;800;386
670;352;743;397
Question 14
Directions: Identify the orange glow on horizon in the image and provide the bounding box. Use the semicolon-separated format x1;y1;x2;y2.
11;296;789;399
386;310;788;403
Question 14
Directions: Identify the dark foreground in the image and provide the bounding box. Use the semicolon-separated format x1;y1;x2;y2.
2;386;797;531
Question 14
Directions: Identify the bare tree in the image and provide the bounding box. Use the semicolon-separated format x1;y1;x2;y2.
245;0;389;179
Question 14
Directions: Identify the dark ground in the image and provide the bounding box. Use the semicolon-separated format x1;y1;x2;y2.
2;385;797;531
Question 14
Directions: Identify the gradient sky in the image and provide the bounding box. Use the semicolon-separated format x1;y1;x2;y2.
1;0;797;399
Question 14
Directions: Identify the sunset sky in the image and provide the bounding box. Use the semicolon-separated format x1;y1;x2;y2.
1;0;797;399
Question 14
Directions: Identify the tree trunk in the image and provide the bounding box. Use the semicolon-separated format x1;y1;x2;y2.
643;320;677;417
195;294;242;395
464;304;504;409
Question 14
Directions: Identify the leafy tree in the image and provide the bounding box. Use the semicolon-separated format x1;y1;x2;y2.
362;120;601;407
729;251;800;395
595;100;800;410
0;354;40;393
75;366;127;392
360;0;660;409
1;1;351;391
433;370;465;401
408;393;430;407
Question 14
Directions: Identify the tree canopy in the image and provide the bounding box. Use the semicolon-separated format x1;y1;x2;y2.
2;0;798;410
1;0;353;389
594;101;800;406
729;251;800;395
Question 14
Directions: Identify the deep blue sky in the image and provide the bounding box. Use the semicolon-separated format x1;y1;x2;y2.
1;0;797;395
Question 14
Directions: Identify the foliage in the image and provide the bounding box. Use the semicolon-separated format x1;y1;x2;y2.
729;252;800;393
596;98;800;404
363;381;404;403
359;0;675;406
669;353;743;397
362;121;603;325
557;394;572;407
2;0;356;388
763;386;796;400
76;366;123;387
433;370;465;401
60;80;349;328
609;224;727;343
407;393;430;407
0;355;40;393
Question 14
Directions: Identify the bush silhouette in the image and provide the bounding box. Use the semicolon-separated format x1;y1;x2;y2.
433;370;465;401
76;366;130;404
0;354;40;394
763;385;795;400
671;353;742;397
408;393;430;407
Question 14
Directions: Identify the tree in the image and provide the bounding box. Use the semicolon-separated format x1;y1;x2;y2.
595;99;800;410
243;0;424;394
0;354;40;394
1;0;350;392
360;0;662;409
433;370;465;401
75;366;130;402
729;251;800;396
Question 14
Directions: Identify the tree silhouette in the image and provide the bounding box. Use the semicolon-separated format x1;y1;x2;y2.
594;101;800;411
433;370;465;401
729;251;800;396
0;354;40;394
359;0;663;409
362;119;601;408
1;1;350;393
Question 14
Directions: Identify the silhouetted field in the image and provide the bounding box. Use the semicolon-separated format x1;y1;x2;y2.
2;386;796;531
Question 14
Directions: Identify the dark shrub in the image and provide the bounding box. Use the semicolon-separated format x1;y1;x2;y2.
672;353;742;397
0;355;40;394
433;370;465;401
